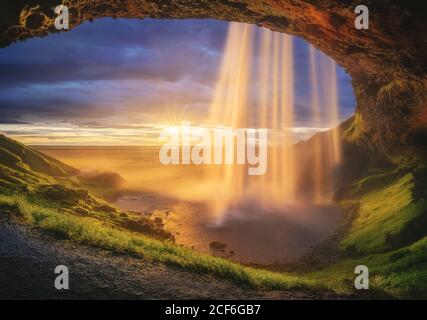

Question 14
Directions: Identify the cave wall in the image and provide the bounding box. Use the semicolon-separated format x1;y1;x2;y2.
1;0;426;159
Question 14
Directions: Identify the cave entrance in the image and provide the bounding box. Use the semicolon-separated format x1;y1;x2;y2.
0;18;356;264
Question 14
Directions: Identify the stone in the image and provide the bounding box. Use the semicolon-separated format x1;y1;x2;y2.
209;241;227;250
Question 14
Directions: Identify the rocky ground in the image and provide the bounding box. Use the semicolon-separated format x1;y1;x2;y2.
0;214;336;300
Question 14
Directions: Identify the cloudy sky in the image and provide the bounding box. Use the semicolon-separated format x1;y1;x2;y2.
0;18;355;145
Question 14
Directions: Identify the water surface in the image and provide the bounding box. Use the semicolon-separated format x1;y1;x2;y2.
38;146;342;264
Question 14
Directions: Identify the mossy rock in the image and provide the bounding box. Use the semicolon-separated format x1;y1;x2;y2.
92;203;116;213
39;184;89;205
79;171;125;189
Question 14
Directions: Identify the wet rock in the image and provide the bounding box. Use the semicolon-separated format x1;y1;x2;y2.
209;241;227;250
119;218;174;241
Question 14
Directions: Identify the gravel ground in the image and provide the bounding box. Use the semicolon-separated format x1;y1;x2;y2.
0;214;334;300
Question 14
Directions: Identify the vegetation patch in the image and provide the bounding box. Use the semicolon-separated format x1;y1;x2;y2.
340;170;427;255
0;194;319;292
1;133;427;298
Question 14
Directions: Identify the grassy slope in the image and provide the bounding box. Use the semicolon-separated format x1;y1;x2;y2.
0;134;172;239
0;134;77;177
1;133;427;298
340;171;427;255
312;166;427;297
0;194;317;291
311;119;427;298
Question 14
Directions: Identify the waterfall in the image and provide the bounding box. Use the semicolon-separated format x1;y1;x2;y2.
207;22;341;221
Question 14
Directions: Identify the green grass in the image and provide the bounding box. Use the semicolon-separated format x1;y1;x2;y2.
2;191;427;298
0;193;318;292
340;171;427;255
310;165;427;298
0;134;76;177
312;234;427;297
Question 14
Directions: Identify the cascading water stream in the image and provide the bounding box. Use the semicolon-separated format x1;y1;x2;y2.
309;45;342;204
208;22;342;221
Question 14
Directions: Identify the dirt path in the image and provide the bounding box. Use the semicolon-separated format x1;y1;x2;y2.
0;214;334;300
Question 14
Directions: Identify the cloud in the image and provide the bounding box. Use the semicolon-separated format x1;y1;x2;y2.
0;18;356;143
0;18;229;124
0;18;226;88
0;118;30;124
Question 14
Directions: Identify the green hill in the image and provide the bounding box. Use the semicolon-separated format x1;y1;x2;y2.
0;134;173;241
0;134;77;177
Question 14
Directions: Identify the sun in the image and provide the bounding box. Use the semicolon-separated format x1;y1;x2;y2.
153;103;190;127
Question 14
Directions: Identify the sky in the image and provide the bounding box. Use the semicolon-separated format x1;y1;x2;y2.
0;18;356;146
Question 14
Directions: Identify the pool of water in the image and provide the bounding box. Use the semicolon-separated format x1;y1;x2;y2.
115;193;341;264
